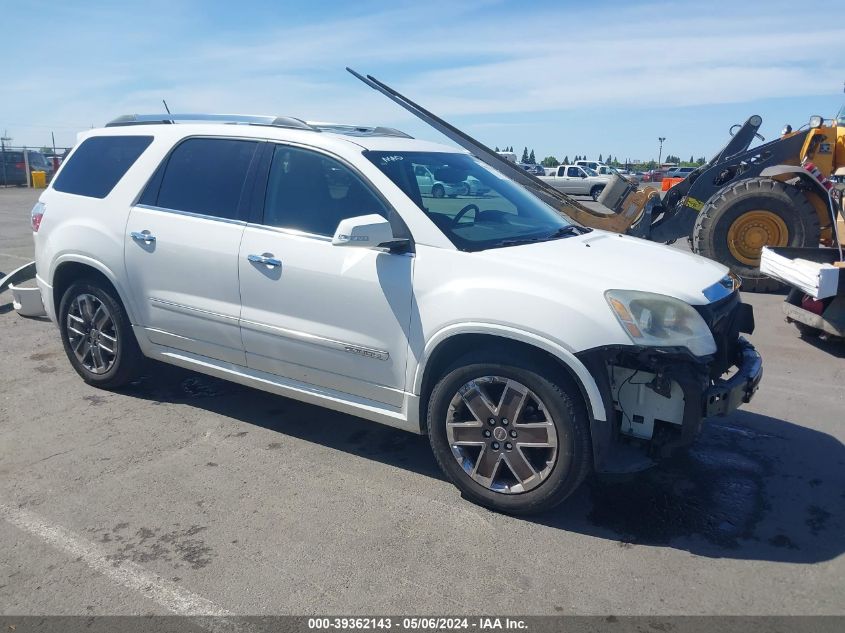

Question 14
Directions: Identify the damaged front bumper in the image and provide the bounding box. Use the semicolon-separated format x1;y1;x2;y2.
704;338;762;417
577;328;762;474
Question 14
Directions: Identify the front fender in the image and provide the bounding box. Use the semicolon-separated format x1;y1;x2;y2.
414;322;607;423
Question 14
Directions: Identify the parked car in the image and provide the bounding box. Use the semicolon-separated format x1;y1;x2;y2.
574;160;601;171
519;163;546;176
30;113;761;515
538;164;609;200
414;163;460;198
664;166;696;179
1;149;54;186
463;175;490;196
574;161;634;180
641;169;664;183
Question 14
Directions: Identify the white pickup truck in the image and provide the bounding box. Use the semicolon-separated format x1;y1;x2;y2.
538;164;609;200
575;160;620;177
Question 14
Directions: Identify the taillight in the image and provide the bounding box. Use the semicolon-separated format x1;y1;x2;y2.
31;202;45;232
15;162;24;170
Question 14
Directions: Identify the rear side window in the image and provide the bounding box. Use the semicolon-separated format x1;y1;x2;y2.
151;138;258;220
53;136;153;198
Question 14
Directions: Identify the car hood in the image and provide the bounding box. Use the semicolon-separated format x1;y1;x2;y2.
477;230;729;306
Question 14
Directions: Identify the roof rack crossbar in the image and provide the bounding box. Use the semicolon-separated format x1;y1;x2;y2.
105;113;317;131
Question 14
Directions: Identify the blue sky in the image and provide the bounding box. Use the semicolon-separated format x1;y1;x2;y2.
3;0;843;162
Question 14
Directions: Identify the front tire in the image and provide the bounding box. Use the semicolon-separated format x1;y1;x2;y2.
427;352;591;515
693;178;820;292
590;185;604;201
59;279;143;389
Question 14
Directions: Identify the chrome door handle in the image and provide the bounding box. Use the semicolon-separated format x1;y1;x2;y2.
247;253;281;267
130;230;156;243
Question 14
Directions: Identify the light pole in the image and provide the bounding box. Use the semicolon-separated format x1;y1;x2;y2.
657;137;666;168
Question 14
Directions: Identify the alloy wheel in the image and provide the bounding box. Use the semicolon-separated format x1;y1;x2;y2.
446;376;558;494
65;293;118;375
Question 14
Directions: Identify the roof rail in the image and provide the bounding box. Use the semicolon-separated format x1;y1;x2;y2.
104;114;413;139
105;113;316;131
306;122;413;139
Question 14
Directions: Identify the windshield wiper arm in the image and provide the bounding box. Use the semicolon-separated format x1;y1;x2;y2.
547;225;591;239
493;236;547;248
493;226;591;249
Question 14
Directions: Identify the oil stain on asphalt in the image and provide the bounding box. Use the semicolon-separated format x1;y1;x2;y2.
98;523;214;570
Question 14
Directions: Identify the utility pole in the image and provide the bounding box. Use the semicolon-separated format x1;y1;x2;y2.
658;137;666;167
0;131;11;187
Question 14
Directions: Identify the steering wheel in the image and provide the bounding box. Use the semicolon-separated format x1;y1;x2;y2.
452;203;479;226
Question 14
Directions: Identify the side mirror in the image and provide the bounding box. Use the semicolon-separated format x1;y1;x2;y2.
332;214;408;251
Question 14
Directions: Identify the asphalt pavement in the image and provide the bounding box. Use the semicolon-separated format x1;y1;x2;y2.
0;187;842;616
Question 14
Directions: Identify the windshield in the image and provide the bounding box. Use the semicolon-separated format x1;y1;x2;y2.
365;151;578;251
583;167;598;176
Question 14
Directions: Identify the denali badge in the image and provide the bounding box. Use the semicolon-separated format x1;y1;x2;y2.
344;345;389;361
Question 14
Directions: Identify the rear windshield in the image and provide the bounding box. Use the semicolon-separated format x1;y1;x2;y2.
53;135;153;198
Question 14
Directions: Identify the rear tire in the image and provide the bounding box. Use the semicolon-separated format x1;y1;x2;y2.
693;177;820;293
427;351;592;515
58;279;143;389
432;184;445;199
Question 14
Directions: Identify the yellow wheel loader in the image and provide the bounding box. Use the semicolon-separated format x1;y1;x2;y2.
350;69;843;292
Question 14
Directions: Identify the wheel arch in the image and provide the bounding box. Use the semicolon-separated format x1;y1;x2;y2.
761;165;835;240
414;325;607;430
51;256;139;325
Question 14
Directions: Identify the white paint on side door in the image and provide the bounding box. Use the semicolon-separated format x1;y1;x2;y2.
238;227;414;407
125;207;246;365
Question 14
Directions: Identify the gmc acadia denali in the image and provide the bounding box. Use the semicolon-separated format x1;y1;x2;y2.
30;112;762;514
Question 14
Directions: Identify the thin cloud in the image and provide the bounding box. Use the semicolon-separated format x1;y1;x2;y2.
2;0;842;154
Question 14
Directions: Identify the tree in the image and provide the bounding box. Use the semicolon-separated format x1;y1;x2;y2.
541;156;559;167
563;155;570;164
598;154;603;163
494;146;500;152
689;155;694;164
508;146;513;152
696;156;706;165
521;147;529;163
528;149;536;164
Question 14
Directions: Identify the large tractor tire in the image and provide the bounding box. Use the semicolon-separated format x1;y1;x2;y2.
693;177;820;293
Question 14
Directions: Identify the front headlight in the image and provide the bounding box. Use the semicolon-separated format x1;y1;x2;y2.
605;290;716;356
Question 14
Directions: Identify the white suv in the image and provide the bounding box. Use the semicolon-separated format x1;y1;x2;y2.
30;113;762;514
